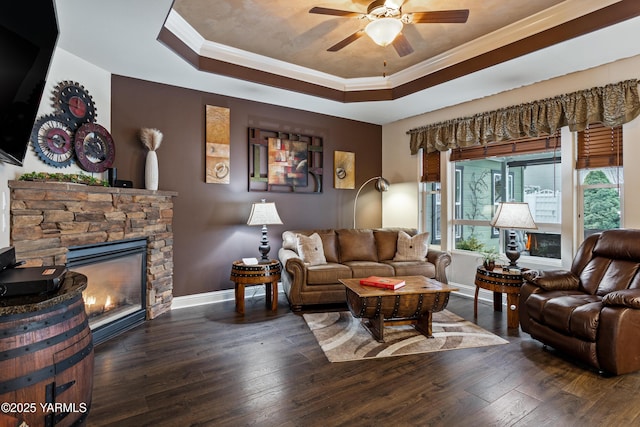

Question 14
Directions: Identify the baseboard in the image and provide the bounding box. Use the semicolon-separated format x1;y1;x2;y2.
172;285;285;310
450;281;505;306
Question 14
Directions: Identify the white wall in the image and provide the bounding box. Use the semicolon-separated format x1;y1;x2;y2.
0;48;111;246
382;54;640;293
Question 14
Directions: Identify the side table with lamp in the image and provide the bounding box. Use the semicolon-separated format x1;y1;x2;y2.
230;199;283;314
473;202;536;328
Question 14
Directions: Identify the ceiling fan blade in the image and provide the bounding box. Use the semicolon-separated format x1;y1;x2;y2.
392;33;414;57
327;30;365;52
410;10;470;24
309;7;361;18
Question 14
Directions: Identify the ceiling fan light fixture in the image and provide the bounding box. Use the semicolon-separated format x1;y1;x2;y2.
365;17;403;46
383;0;403;9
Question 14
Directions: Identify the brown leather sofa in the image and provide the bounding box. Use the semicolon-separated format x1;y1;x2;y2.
519;229;640;375
278;228;451;311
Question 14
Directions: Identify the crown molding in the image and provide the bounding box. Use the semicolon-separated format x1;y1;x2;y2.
161;0;637;102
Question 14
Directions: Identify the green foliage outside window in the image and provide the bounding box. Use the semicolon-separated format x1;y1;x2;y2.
583;170;620;231
456;235;485;252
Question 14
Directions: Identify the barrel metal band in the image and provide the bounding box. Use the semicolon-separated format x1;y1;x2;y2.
413;293;424;318
0;339;93;393
358;297;367;318
432;292;441;310
391;295;401;318
1;301;84;338
1;319;89;361
374;296;382;319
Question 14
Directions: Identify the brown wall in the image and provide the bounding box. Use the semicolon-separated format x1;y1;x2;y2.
111;76;383;297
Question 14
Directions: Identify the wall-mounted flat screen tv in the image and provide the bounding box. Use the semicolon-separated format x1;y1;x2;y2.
0;1;59;166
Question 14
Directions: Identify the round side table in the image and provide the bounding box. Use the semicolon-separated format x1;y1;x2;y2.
230;260;281;314
474;265;524;329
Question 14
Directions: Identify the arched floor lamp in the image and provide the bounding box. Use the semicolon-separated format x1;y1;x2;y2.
353;176;390;228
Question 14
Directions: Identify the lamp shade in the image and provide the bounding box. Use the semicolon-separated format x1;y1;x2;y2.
490;202;537;230
247;200;282;226
365;18;403;46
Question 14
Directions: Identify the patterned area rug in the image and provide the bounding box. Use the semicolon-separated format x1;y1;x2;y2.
303;310;509;362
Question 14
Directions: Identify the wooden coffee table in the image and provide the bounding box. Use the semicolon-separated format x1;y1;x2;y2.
340;276;459;342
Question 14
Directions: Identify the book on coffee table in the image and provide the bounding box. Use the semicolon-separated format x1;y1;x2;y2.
359;276;406;290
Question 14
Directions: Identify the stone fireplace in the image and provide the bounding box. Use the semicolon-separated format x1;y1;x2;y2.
8;180;177;327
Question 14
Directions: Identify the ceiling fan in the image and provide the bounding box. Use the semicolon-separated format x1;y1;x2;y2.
310;0;470;57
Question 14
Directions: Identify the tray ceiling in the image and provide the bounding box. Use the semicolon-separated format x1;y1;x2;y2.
164;0;640;102
172;0;566;79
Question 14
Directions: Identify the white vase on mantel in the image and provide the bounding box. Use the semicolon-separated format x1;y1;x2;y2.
145;150;159;191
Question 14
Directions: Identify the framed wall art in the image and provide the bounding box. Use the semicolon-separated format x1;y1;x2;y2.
268;138;308;187
333;150;355;189
248;127;323;193
205;105;230;184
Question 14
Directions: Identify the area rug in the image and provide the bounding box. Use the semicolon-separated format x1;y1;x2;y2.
303;310;509;362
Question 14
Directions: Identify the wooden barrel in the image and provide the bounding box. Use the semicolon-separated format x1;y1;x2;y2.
475;266;524;291
346;289;450;320
0;272;93;427
230;260;281;284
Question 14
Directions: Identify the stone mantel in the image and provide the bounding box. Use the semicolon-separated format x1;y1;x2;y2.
8;179;178;197
8;180;178;319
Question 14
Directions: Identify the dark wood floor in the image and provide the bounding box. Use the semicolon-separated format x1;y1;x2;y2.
87;293;640;426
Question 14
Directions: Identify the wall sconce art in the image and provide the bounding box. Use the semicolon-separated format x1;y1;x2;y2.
205;105;230;184
334;150;355;189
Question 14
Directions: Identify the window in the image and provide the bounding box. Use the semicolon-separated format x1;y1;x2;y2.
452;152;562;259
421;182;441;244
576;123;623;240
420;150;442;244
454;168;462;239
579;167;623;239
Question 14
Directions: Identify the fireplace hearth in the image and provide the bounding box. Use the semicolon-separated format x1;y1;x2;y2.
8;180;177;339
67;238;147;345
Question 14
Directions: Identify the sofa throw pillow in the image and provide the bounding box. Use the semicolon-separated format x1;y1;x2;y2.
318;232;339;263
337;229;378;262
296;233;327;266
393;231;430;261
374;229;400;261
282;231;298;251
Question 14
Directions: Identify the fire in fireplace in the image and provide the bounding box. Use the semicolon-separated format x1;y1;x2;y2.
67;238;147;345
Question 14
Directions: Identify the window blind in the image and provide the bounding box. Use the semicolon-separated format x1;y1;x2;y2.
576;123;623;169
449;132;560;162
421;150;441;182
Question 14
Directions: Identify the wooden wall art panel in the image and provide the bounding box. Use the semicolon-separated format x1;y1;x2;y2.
333;150;355;189
205;105;230;184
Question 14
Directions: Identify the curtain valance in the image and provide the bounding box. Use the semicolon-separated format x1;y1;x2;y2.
407;79;640;154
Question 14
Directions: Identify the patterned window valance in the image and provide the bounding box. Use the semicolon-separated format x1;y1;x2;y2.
407;79;640;154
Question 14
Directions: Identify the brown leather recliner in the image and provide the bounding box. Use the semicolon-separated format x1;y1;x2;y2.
519;229;640;375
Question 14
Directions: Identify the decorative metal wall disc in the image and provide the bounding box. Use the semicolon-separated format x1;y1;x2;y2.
74;122;115;172
52;80;97;128
30;114;75;167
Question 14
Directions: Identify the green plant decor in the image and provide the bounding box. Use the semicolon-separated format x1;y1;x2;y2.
19;171;109;187
481;248;500;262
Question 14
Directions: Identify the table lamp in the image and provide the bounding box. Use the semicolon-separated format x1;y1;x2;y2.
353;176;389;228
247;199;283;262
490;202;537;268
